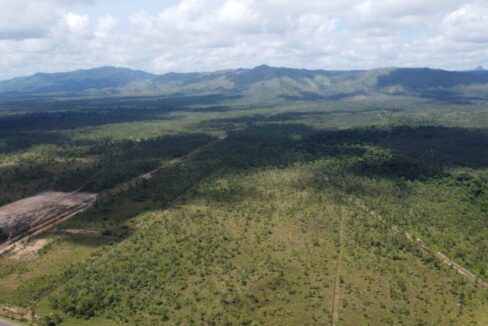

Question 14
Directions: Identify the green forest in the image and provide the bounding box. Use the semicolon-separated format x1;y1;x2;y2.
0;94;487;325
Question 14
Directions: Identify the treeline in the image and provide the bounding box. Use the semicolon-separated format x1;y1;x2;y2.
0;133;216;206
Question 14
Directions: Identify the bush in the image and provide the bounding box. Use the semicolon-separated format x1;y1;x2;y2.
39;313;63;326
0;228;8;243
101;229;113;237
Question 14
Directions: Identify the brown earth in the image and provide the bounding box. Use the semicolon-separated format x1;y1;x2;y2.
8;238;54;261
0;192;96;233
0;192;96;256
0;304;35;324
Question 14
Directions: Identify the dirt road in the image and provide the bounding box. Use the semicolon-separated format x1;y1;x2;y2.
352;198;488;290
102;137;223;197
331;207;345;326
1;138;222;257
103;157;180;196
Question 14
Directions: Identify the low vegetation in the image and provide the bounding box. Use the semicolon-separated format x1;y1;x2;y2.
0;93;487;325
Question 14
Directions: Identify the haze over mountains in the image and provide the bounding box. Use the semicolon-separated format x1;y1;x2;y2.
1;65;488;102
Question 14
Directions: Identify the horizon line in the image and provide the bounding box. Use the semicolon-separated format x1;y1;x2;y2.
1;64;485;82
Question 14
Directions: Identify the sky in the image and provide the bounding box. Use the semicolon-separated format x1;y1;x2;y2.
0;0;487;79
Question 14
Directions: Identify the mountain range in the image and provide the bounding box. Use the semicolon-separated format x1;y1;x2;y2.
1;65;488;101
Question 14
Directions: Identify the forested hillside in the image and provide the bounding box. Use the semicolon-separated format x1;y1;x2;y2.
1;66;488;103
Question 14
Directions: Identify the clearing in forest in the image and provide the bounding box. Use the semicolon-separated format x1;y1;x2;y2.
0;192;96;244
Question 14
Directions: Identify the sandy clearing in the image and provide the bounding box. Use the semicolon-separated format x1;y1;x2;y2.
7;238;54;261
0;305;35;325
0;138;221;255
0;192;96;256
62;228;101;236
0;192;97;232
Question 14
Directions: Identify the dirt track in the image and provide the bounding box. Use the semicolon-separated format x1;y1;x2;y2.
102;137;221;197
0;139;221;257
104;157;181;196
352;198;488;290
331;207;345;326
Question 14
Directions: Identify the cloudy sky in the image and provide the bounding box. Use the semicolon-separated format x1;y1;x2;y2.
0;0;487;79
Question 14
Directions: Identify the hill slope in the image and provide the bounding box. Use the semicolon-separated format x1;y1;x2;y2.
1;65;488;101
0;67;155;95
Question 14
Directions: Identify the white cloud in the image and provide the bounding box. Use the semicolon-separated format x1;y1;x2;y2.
217;0;259;32
443;3;488;43
64;13;90;34
96;15;118;37
0;0;487;79
0;1;59;40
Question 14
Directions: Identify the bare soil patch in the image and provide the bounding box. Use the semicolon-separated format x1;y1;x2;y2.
8;238;54;261
0;304;35;324
0;192;96;234
0;192;96;255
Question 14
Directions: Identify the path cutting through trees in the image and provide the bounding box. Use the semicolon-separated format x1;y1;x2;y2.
0;138;223;257
352;198;488;290
331;207;345;326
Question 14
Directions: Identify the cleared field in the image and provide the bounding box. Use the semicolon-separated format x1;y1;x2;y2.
0;192;96;245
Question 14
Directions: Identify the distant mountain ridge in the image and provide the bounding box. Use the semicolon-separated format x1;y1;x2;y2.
0;66;154;95
1;65;488;102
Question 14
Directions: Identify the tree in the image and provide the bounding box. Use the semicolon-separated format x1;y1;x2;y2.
0;228;8;243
